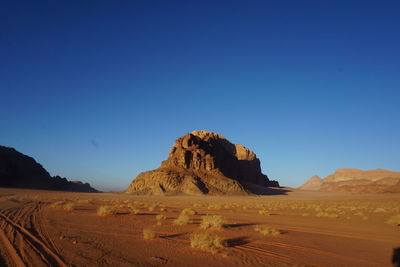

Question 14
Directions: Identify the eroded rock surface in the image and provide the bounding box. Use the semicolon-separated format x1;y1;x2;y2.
127;130;279;195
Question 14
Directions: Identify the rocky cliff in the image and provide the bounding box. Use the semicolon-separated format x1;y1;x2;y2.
126;130;279;195
298;168;400;193
0;145;98;192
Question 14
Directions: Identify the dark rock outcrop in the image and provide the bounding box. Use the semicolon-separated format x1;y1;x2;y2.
127;130;279;195
298;168;400;193
0;145;98;192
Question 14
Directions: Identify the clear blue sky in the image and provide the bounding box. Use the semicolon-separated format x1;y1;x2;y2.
1;1;399;191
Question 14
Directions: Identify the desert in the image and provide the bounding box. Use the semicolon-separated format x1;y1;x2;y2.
0;188;399;266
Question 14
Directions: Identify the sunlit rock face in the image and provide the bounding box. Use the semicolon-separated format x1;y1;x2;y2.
126;130;279;196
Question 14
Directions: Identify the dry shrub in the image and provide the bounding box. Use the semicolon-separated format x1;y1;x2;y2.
148;204;157;211
143;228;156;240
373;208;386;213
302;213;309;217
354;211;364;216
200;215;225;229
181;208;197;215
63;203;75;211
77;199;90;204
208;204;221;210
190;232;227;254
156;214;167;225
316;212;338;218
258;209;271;216
160;207;167;212
129;207;140;215
386;214;400;226
97;205;117;216
50;201;67;208
173;214;191;225
254;225;281;236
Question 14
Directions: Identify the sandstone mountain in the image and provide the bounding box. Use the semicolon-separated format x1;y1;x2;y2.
126;130;279;195
298;168;400;193
298;175;322;191
0;145;98;192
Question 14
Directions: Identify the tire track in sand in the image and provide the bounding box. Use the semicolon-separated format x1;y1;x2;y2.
0;207;67;267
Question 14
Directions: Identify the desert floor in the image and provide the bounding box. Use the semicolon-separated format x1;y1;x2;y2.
0;188;399;267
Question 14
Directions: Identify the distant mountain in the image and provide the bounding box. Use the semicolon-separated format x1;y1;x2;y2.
298;175;322;191
126;130;279;196
298;168;400;193
0;145;98;192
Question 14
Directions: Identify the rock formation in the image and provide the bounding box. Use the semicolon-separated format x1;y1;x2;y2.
298;168;400;193
126;130;279;195
0;145;98;192
298;175;322;191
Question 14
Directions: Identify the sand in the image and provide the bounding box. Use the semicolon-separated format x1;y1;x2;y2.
0;187;399;267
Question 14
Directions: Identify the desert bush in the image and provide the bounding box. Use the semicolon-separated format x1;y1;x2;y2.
77;199;90;204
386;214;400;226
254;225;281;236
258;209;271;216
129;206;140;215
190;232;227;253
63;203;75;211
160;207;167;212
181;208;196;215
97;205;117;216
147;204;157;211
316;212;338;218
50;201;67;208
302;213;309;217
200;215;225;229
143;228;156;240
173;214;192;225
156;214;167;225
354;211;364;216
373;208;386;213
207;204;221;210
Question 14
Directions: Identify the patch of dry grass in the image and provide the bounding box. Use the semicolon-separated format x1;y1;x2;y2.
200;215;225;229
156;214;167;225
386;214;400;226
258;209;271;216
143;228;156;240
181;208;197;215
190;232;227;253
173;214;192;225
316;212;338;218
207;204;221;210
254;225;281;236
129;207;140;215
50;201;67;208
63;202;75;211
97;205;117;216
77;199;90;204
